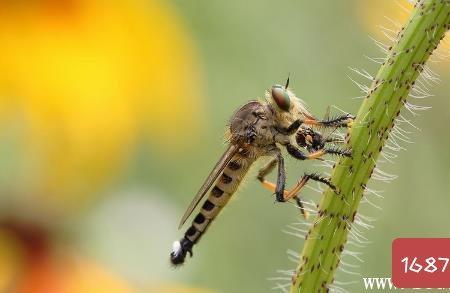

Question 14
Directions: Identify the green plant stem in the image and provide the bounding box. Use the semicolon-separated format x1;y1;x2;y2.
291;1;450;292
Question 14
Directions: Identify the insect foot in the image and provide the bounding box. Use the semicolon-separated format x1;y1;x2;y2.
345;113;356;128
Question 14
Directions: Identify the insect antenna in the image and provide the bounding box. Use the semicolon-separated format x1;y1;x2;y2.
285;74;290;89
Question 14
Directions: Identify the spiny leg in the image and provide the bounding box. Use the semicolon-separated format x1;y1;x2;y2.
278;113;354;136
259;180;309;218
284;173;339;202
324;136;345;144
258;171;338;218
257;157;309;217
257;143;349;216
277;112;354;139
283;173;339;217
285;143;351;161
304;113;355;128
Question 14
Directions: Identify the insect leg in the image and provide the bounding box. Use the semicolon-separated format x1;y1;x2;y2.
257;158;278;190
286;173;338;200
322;146;352;158
324;137;345;144
286;143;351;160
261;172;339;218
284;173;339;203
257;156;309;218
255;150;286;202
263;169;340;216
275;151;286;203
258;158;296;196
277;119;302;135
304;113;355;129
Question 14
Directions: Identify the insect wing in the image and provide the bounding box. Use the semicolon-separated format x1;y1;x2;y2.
323;106;331;121
178;144;239;229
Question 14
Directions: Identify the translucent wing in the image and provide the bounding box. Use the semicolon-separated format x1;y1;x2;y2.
178;144;239;229
323;106;331;121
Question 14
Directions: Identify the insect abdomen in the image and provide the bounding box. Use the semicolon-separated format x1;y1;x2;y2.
170;155;254;266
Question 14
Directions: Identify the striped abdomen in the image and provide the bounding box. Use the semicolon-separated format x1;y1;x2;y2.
170;154;254;265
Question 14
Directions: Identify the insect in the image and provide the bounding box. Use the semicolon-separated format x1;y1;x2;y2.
170;78;354;266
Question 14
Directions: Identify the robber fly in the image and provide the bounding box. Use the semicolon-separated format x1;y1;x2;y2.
170;78;354;266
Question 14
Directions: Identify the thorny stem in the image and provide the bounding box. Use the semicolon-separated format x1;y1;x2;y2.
291;1;450;292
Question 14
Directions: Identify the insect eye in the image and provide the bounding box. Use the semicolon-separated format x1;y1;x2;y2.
271;85;291;111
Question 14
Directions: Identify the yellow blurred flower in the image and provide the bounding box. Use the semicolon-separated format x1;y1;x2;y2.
0;0;204;210
355;1;449;69
355;0;412;38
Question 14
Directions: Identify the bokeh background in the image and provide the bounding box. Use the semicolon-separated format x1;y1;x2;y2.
0;0;449;292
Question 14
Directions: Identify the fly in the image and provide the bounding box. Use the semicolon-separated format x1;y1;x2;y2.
170;78;354;266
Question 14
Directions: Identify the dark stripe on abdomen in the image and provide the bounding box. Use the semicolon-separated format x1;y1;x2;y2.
220;173;232;184
183;156;253;245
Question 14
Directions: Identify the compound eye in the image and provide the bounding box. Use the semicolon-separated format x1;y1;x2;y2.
271;85;291;111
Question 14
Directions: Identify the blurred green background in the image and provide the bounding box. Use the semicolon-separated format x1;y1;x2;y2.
0;0;449;292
